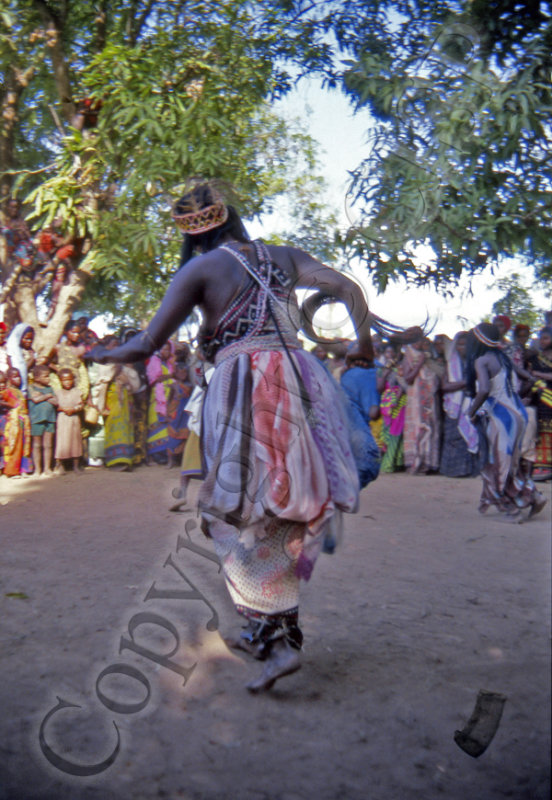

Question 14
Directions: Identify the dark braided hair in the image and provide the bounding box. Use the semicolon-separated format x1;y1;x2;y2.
466;323;514;397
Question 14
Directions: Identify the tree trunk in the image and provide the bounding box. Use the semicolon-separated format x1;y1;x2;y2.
32;260;95;360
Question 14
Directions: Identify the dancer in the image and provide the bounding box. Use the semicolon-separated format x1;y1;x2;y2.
87;181;376;692
467;323;545;520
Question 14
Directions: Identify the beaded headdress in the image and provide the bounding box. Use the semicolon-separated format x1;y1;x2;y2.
171;190;229;235
473;323;500;348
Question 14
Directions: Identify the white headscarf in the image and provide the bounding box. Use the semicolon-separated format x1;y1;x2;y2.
6;322;34;393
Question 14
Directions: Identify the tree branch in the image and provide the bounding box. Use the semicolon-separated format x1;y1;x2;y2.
130;0;157;46
32;0;75;122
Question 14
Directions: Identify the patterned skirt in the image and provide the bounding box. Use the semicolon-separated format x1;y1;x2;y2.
199;344;359;618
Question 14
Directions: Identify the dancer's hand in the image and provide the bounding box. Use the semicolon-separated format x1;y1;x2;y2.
84;345;111;364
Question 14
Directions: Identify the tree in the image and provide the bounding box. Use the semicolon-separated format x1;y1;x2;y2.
491;271;541;329
0;0;336;358
316;0;552;291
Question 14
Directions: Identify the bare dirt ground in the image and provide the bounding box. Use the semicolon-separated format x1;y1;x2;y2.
0;464;550;800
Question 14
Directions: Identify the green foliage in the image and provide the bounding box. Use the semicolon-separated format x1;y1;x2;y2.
1;0;340;325
491;271;541;329
328;0;552;290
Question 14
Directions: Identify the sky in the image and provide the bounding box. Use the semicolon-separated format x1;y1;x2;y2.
249;77;550;338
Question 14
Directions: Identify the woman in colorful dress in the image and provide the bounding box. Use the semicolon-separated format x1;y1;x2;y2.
402;335;442;474
377;343;407;473
145;341;175;464
166;359;193;468
102;340;141;471
121;327;149;467
0;370;8;467
528;326;552;481
1;367;32;476
467;323;545;520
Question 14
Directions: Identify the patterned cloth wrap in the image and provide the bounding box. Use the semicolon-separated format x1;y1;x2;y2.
197;241;359;625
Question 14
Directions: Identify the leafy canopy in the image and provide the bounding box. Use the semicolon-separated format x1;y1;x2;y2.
322;0;552;290
1;0;339;325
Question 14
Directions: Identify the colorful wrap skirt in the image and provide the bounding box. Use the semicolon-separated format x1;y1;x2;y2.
199;342;359;618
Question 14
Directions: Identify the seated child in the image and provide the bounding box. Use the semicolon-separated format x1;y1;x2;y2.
28;364;57;476
54;368;83;473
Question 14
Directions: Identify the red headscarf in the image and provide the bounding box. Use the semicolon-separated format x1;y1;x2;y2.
493;314;511;333
513;323;530;336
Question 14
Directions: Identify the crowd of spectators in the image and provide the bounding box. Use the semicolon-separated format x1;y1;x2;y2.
0;310;550;488
322;313;552;484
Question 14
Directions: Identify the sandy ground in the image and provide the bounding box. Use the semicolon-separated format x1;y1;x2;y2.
0;464;550;800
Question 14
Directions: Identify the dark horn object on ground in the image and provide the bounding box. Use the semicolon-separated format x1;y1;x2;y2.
454;690;507;757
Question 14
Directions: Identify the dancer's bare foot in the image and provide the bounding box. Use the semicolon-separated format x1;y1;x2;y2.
528;494;547;518
246;640;301;693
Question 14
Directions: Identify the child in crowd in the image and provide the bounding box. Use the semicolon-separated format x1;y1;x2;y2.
28;364;57;476
54;368;83;473
1;367;32;476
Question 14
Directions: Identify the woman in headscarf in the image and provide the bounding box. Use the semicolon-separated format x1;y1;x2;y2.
467;323;545;520
6;323;35;394
439;331;481;478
